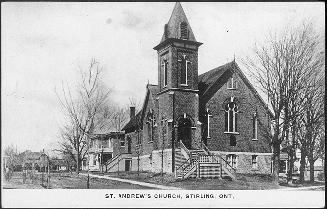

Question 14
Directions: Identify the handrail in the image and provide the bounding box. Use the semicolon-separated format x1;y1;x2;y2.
105;153;121;166
182;159;198;178
201;141;211;155
175;157;192;173
200;141;236;174
180;141;191;158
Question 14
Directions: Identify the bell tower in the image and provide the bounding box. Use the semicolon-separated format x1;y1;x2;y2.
154;2;203;151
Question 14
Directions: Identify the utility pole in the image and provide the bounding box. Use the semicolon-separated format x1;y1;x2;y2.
161;118;167;178
170;92;176;173
47;154;50;189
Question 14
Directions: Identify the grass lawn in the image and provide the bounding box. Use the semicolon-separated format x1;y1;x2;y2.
5;171;324;190
2;172;151;189
98;171;282;190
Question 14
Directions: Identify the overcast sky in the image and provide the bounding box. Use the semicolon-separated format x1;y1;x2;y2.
1;2;324;153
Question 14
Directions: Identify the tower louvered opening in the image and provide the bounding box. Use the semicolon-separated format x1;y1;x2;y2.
180;22;188;40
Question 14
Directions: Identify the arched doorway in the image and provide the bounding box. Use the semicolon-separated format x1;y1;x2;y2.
178;118;192;149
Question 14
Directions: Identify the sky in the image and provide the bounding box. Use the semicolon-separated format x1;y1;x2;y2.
1;2;325;154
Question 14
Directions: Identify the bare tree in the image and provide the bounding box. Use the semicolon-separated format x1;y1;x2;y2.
55;58;112;173
242;22;324;182
111;106;129;132
4;145;20;170
297;69;325;182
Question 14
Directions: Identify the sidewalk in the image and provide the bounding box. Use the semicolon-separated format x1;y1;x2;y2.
277;185;325;191
79;173;182;190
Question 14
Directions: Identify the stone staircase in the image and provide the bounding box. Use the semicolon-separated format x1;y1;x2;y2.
175;141;236;180
104;153;132;172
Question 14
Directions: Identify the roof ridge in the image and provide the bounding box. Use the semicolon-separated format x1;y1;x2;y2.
199;61;235;78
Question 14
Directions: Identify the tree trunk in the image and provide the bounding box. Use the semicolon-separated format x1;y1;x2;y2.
272;139;280;183
309;155;315;183
271;125;281;183
76;153;80;174
299;147;306;183
287;148;294;184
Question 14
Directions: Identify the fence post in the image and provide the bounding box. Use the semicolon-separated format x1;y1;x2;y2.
47;161;50;189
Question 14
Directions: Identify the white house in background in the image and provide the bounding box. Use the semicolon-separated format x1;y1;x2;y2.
83;132;124;172
279;148;324;180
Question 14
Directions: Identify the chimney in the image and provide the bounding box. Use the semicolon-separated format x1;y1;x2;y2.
130;107;135;119
164;24;169;39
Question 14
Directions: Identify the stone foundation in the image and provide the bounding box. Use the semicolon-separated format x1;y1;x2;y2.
131;149;173;173
213;151;272;174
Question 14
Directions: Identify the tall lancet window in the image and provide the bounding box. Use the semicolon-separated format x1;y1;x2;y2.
224;97;239;133
252;113;258;140
180;21;188;40
161;59;168;87
178;54;190;85
146;109;155;142
206;108;212;138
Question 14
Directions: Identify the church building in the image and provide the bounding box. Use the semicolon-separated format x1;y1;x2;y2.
107;2;273;179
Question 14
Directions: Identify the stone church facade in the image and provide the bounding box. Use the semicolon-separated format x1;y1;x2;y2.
108;3;273;178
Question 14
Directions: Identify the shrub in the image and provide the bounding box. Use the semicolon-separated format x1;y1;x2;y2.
317;172;325;181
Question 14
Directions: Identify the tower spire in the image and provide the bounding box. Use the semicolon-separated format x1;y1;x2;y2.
159;2;197;44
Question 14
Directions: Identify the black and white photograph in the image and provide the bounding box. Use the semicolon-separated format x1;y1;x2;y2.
1;2;325;208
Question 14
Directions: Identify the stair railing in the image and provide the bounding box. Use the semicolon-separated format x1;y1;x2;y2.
105;153;123;171
175;158;192;178
179;141;191;159
200;141;236;177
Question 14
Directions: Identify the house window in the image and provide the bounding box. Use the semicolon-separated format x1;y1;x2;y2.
224;97;238;133
252;113;258;140
180;21;188;39
93;155;96;165
162;59;168;87
252;155;258;169
226;154;237;168
227;76;237;89
120;138;125;147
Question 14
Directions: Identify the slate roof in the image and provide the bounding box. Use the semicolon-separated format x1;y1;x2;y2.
199;61;274;118
198;61;233;104
160;2;197;43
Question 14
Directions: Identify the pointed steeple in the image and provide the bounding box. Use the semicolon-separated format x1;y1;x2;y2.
160;2;197;43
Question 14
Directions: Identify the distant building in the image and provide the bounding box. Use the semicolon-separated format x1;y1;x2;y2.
17;150;49;172
279;149;325;181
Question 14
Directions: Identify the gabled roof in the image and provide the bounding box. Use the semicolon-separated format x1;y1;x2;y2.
122;84;158;133
160;2;197;44
121;111;142;133
199;61;274;118
198;61;233;103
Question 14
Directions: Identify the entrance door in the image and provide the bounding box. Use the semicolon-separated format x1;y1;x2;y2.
125;159;131;171
178;118;192;149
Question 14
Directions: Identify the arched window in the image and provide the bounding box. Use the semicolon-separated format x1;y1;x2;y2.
178;54;190;85
227;75;237;89
180;21;188;40
224;97;238;133
161;59;168;87
252;113;258;140
146;111;154;142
